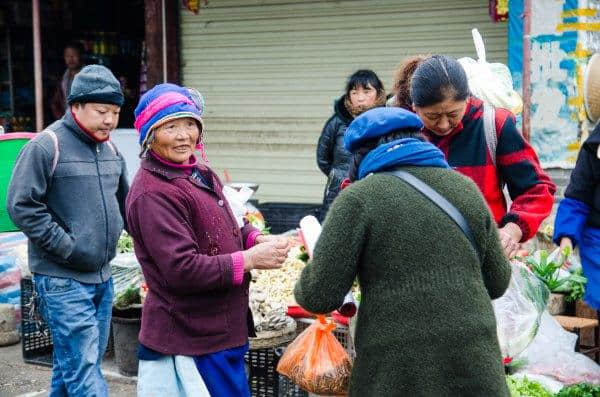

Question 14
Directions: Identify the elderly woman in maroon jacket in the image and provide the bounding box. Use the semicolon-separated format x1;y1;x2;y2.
126;83;290;396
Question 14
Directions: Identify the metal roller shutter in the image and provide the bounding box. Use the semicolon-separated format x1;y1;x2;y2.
181;0;508;202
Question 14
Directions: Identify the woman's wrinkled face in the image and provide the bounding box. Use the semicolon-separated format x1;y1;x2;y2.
349;84;378;108
413;97;468;136
151;117;200;164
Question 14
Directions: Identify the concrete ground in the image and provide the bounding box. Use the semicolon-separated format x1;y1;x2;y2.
0;341;136;397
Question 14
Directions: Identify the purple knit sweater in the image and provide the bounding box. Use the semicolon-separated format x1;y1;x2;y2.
126;154;259;355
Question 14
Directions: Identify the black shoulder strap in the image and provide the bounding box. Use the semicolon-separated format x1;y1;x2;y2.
385;170;482;263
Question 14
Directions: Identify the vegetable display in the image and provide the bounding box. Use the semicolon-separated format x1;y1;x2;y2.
525;249;587;303
249;243;305;332
552;267;587;303
117;231;134;253
506;377;600;397
114;285;141;310
556;383;600;397
112;232;144;309
506;376;554;397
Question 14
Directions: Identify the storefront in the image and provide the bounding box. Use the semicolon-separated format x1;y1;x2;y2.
179;0;509;203
0;0;146;132
1;1;509;203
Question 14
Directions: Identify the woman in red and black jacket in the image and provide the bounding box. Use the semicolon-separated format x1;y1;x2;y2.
392;55;556;258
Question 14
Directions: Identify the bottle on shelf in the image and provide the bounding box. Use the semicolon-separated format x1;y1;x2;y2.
99;32;107;56
92;32;100;56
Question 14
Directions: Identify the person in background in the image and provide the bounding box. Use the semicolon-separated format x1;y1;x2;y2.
127;83;291;396
392;55;556;258
295;107;511;396
316;69;386;219
554;125;600;309
51;41;85;120
8;65;127;396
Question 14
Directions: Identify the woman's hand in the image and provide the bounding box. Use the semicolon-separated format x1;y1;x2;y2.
255;234;286;244
498;222;522;259
242;238;291;272
559;236;573;253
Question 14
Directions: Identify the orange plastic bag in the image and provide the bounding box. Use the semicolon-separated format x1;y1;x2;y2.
277;315;352;395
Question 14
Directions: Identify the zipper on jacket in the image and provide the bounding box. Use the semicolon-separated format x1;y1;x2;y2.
95;144;110;282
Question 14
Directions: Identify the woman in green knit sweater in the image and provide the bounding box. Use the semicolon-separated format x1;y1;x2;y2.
295;107;511;396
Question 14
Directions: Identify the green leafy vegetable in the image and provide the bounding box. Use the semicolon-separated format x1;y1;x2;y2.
526;249;586;301
506;376;554;397
520;266;550;315
114;284;141;309
566;269;587;302
117;232;134;253
526;250;568;292
556;383;600;397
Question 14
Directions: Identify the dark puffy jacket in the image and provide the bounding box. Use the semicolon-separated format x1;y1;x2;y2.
564;126;600;228
316;96;354;217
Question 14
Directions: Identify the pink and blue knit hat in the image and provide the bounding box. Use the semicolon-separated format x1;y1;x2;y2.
133;83;205;146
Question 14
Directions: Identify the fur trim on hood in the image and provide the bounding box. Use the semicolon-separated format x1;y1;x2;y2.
343;90;387;118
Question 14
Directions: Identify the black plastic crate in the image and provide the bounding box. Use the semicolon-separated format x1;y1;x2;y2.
278;376;308;397
20;277;53;367
257;203;321;235
245;346;307;397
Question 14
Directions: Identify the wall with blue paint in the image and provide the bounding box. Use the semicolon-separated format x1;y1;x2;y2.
509;0;589;168
509;0;524;90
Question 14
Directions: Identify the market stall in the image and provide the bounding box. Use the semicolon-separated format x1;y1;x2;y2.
6;186;600;396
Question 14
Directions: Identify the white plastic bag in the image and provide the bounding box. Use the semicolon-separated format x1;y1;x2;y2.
493;262;549;359
458;29;523;114
518;312;600;385
0;232;29;277
0;232;28;323
222;185;254;228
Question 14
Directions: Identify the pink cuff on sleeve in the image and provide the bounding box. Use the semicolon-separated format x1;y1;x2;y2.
231;251;245;286
246;230;262;249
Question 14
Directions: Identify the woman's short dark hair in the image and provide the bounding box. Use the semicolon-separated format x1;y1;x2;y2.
410;55;469;107
345;69;385;97
348;128;424;181
65;41;85;55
